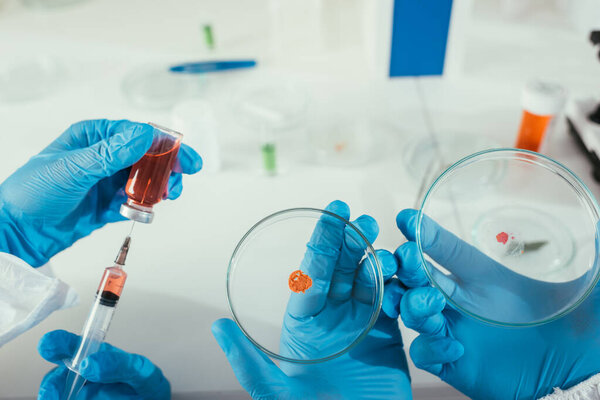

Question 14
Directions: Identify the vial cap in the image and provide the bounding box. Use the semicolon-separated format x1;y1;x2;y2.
521;80;566;116
119;203;154;224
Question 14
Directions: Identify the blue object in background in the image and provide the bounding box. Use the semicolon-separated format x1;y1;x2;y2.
169;60;256;74
389;0;453;77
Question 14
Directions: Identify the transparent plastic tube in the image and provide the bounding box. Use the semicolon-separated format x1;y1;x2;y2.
63;238;129;400
63;302;116;399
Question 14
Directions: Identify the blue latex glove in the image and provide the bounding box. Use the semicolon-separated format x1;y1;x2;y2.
391;208;600;400
37;330;170;399
213;201;412;400
0;119;202;267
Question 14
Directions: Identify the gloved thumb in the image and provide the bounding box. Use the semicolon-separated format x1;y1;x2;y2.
212;318;289;398
64;123;154;186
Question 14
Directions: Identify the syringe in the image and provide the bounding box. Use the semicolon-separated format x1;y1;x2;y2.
62;236;131;400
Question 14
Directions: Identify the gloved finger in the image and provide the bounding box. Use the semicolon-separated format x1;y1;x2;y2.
42;120;150;153
286;200;350;319
401;287;447;336
38;366;68;399
394;241;430;288
103;172;130;223
64;124;154;188
79;345;170;398
105;192;129;223
329;215;379;301
38;330;80;364
353;249;397;304
396;209;421;242
173;143;203;175
410;335;464;376
394;241;459;299
212;318;289;396
382;278;406;318
78;382;146;400
166;173;183;200
397;209;498;281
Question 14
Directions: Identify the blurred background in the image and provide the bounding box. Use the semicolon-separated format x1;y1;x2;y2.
0;0;599;398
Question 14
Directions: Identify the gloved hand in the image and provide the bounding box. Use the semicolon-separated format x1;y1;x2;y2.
0;119;202;267
213;201;412;400
391;208;600;400
38;330;170;399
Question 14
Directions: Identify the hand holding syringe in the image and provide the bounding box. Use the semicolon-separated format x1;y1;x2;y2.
62;235;131;400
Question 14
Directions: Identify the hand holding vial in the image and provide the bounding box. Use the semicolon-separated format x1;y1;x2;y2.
0;119;202;266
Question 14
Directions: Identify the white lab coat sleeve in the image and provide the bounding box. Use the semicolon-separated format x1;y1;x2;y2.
0;252;77;347
539;374;600;400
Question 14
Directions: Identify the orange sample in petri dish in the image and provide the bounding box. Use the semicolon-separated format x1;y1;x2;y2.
288;269;312;293
120;123;183;224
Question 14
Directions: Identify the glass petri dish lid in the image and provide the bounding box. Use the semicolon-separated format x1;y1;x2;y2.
227;208;383;363
417;148;600;327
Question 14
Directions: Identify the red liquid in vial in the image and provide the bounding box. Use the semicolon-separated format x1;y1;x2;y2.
125;136;180;207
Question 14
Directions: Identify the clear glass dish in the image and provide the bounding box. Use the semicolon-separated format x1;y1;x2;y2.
0;57;67;102
227;208;383;363
121;65;204;110
417;148;600;327
229;78;309;175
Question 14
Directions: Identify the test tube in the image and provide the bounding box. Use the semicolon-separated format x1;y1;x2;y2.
259;124;277;176
120;123;183;223
515;80;565;152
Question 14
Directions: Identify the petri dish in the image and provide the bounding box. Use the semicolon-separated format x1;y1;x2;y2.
0;57;67;102
227;208;383;363
230;80;308;132
121;65;204;110
230;78;309;175
403;134;502;186
417;148;600;327
312;117;375;167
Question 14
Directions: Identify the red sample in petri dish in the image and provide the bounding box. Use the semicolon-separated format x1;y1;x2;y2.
120;123;182;223
496;232;509;245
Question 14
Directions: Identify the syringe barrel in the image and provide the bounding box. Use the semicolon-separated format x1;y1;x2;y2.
66;265;127;372
67;299;115;372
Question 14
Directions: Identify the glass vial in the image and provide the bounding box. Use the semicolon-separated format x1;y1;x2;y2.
120;123;183;223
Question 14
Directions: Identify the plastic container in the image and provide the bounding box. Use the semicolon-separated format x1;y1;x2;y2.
172;100;221;173
515;80;566;152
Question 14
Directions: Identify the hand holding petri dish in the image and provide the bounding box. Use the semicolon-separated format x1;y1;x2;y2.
227;201;383;363
415;148;600;326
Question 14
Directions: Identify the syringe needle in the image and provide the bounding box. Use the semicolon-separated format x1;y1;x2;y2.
115;236;132;266
128;221;136;236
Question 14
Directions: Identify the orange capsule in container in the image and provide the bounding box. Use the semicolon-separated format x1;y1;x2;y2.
515;80;566;153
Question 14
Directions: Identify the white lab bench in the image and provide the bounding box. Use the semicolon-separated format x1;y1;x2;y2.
0;0;599;399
